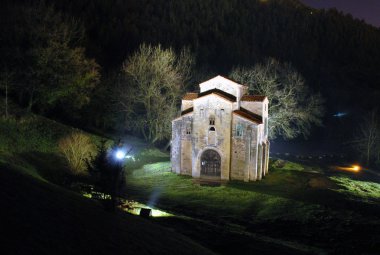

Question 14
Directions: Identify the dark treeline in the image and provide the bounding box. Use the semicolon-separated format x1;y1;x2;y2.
46;0;380;108
1;0;380;140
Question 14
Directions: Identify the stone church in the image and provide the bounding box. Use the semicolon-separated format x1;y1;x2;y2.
171;75;269;181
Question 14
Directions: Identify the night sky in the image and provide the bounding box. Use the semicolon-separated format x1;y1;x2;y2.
301;0;380;27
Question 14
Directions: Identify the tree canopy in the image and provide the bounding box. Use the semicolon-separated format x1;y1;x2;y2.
230;58;324;140
1;2;100;114
119;44;193;144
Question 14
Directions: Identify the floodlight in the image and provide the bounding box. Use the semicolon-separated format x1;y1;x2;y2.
115;150;126;160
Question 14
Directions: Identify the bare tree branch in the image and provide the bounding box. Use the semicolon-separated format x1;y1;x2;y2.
118;44;194;143
230;58;324;140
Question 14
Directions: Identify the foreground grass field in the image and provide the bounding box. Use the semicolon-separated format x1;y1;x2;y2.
0;102;213;254
124;161;380;254
1;100;379;254
0;157;215;254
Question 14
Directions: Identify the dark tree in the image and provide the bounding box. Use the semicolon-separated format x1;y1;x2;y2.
87;141;124;211
1;2;100;115
350;109;380;167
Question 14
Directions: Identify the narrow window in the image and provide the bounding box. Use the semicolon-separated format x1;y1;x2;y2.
200;109;204;117
209;116;215;125
186;125;191;134
236;123;243;137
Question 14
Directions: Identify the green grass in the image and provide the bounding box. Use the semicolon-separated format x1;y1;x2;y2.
0;158;213;255
330;176;380;202
125;160;380;254
0;100;213;254
126;164;325;221
0;99;167;183
270;159;305;171
1;99;379;254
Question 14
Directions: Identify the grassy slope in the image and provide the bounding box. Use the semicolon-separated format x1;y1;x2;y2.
0;160;214;255
125;161;380;254
0;102;213;255
1;100;379;254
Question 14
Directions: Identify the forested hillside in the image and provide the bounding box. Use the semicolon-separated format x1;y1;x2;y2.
45;0;380;108
2;0;380;137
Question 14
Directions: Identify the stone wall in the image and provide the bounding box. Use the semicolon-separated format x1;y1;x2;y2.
181;100;193;111
180;116;193;175
241;99;269;140
241;101;263;116
231;115;260;181
172;76;269;182
171;119;182;174
191;95;233;180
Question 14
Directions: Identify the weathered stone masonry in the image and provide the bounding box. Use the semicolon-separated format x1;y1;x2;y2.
171;75;269;181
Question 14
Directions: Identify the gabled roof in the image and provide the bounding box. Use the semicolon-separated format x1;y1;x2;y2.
182;93;198;100
196;88;236;102
241;95;267;102
181;107;193;116
233;107;262;124
199;75;245;88
172;107;193;121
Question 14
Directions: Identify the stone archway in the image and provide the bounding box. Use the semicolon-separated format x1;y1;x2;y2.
200;149;221;177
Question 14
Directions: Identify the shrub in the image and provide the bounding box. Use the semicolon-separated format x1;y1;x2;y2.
58;132;96;175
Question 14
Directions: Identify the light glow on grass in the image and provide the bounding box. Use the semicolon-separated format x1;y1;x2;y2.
119;200;173;217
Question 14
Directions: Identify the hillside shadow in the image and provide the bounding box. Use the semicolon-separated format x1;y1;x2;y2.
18;151;71;185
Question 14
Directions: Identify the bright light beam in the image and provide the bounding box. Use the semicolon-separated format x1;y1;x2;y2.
115;150;126;160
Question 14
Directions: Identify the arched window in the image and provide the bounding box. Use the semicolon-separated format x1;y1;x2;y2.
209;127;215;131
209;116;215;125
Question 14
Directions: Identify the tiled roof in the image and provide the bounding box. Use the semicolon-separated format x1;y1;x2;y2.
197;88;236;102
181;107;193;116
233;107;262;124
241;95;267;102
182;93;198;100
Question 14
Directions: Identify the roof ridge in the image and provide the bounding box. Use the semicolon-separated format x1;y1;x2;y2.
181;107;194;116
197;88;236;102
241;95;267;102
199;75;247;88
234;107;262;124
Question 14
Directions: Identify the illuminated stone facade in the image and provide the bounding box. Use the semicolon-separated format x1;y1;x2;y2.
171;76;269;181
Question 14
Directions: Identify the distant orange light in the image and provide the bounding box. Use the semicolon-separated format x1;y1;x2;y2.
334;164;362;173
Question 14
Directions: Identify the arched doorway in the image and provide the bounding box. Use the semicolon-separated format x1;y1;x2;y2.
200;150;221;177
